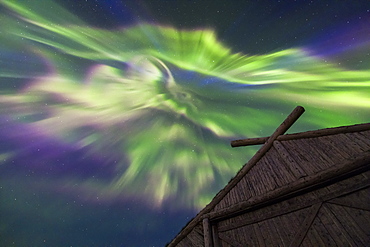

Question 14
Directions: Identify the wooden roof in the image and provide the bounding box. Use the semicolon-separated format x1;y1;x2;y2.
167;106;370;247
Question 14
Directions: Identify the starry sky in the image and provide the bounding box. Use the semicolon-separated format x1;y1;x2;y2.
0;1;369;246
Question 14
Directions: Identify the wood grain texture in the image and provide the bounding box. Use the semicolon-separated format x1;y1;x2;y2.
168;121;370;247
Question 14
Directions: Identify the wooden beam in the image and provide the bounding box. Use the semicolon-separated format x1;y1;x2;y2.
231;122;370;147
231;105;306;147
203;218;213;247
206;151;370;222
231;136;269;147
212;224;221;247
289;202;322;247
217;173;370;232
328;193;370;211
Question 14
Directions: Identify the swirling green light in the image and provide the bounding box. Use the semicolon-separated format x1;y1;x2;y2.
1;0;369;209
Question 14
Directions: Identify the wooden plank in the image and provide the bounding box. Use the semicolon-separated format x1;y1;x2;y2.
326;203;369;246
310;137;343;166
251;223;265;247
309;216;336;246
245;174;257;198
224;189;235;209
218;172;370;233
273;140;307;179
302;222;326;246
235;179;250;202
220;241;231;247
347;132;370;149
247;166;260;197
207;151;370;222
330;133;360;157
176;238;192;247
311;185;333;201
218;193;230;211
338;133;368;154
260;158;278;191
293;138;330;173
307;137;336;167
278;139;312;172
359;130;370;138
289;202;322;247
280;209;306;243
321;204;357;246
193;226;204;244
319;172;370;201
316;135;349;161
259;220;273;246
189;225;205;244
271;216;290;246
328;187;370;211
265;153;284;188
218;232;244;247
217;200;312;232
263;151;287;187
340;207;370;242
318;204;350;246
324;169;370;194
253;157;277;194
237;228;249;245
266;217;284;246
231;123;370;147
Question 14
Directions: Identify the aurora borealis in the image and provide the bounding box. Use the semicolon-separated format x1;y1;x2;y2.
1;1;369;246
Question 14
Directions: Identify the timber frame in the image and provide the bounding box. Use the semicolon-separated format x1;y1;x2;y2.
167;106;370;246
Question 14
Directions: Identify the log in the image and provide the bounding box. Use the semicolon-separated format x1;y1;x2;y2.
231;122;370;147
212;224;221;247
231;136;269;147
205;151;370;222
203;218;212;247
231;105;305;148
289;202;322;247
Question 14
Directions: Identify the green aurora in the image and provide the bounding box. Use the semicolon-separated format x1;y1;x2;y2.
1;1;369;209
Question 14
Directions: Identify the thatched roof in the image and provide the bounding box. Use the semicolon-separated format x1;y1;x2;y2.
167;106;370;247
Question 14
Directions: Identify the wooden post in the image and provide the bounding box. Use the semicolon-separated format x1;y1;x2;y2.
203;218;213;247
212;224;221;247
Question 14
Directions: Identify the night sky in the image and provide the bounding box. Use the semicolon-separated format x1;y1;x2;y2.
0;1;369;246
